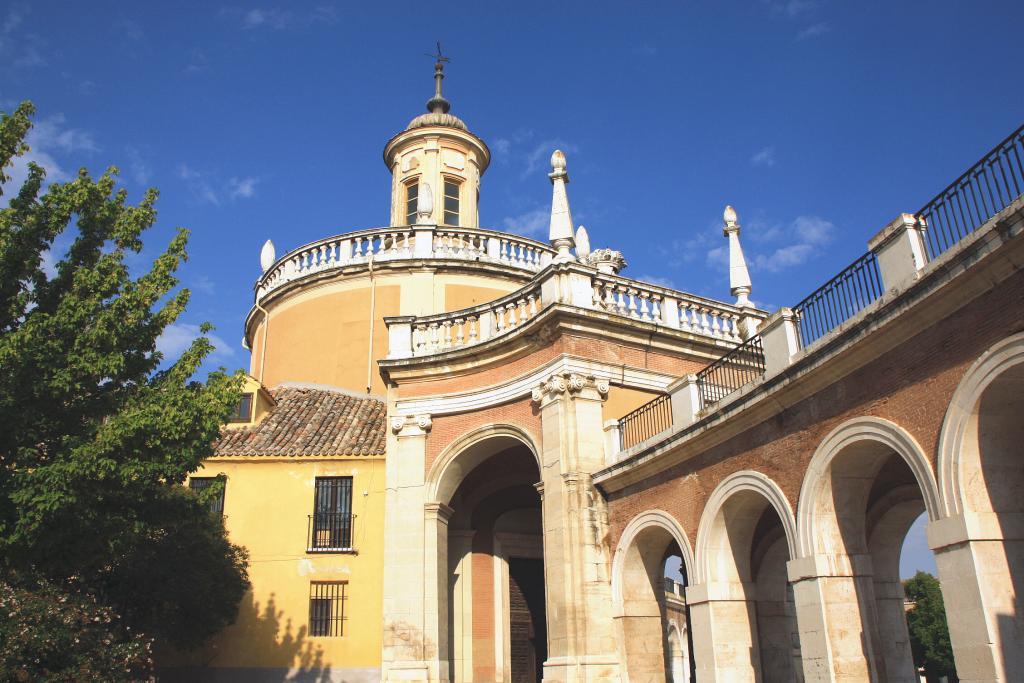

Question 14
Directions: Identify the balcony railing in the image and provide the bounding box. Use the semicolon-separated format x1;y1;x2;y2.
307;513;356;552
696;335;766;410
918;123;1024;260
792;251;884;347
256;226;557;299
618;394;672;451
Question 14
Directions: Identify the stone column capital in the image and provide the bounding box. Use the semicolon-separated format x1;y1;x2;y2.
530;371;609;407
423;501;454;523
390;413;432;437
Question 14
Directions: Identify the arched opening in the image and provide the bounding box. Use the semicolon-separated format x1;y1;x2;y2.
699;484;800;681
801;421;943;682
947;359;1024;674
615;513;696;683
439;436;545;683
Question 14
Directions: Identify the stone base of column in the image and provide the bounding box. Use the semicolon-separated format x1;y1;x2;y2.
382;661;448;683
541;655;621;683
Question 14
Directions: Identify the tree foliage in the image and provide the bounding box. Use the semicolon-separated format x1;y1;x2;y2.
904;571;956;680
0;101;249;679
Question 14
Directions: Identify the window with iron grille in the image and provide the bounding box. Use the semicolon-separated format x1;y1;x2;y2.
405;181;419;225
309;477;353;550
443;179;460;226
309;581;347;637
189;476;226;515
230;393;253;422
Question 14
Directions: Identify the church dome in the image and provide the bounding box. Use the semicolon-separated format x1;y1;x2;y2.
406;111;468;132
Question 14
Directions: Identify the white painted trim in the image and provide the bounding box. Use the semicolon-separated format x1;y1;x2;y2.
694;470;797;585
937;332;1024;518
611;509;696;613
394;354;675;417
796;416;941;559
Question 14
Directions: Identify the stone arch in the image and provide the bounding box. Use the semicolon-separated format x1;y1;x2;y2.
932;332;1024;679
612;510;695;608
611;510;696;683
692;471;799;681
695;471;797;584
795;416;942;681
797;416;940;559
426;423;541;506
937;331;1024;517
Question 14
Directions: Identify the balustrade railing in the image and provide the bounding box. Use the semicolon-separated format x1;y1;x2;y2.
592;274;752;342
408;282;543;357
792;251;883;347
918;124;1024;260
695;335;766;410
257;226;556;299
618;394;672;451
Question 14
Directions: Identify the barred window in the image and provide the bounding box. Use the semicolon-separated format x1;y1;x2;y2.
230;393;253;422
189;476;226;515
309;581;347;637
443;179;460;226
405;181;419;225
309;477;354;551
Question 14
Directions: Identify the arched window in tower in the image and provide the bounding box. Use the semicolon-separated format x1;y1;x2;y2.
443;178;460;226
405;180;419;225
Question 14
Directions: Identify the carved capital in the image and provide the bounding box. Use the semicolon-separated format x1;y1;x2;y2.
390;413;432;436
530;372;609;406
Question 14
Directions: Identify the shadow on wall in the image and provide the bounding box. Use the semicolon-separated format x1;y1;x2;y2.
158;592;333;683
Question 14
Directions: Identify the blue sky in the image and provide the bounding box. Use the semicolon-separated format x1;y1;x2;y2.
3;1;1021;577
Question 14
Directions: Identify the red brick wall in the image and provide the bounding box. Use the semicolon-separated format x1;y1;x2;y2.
605;269;1024;553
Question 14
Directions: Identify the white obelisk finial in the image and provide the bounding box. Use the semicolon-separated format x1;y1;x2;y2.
575;225;591;260
548;150;575;262
723;205;752;306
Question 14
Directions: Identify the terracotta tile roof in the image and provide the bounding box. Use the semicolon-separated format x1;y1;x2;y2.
213;386;386;457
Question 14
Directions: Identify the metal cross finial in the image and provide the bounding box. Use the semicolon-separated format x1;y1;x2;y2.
425;41;450;67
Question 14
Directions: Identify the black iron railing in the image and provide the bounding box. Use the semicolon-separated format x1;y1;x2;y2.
696;335;766;410
918;124;1024;260
307;513;355;551
618;393;672;451
792;251;884;347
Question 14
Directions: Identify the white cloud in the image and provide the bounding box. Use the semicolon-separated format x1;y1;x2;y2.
748;215;836;273
177;164;220;205
3;113;99;196
177;165;260;206
125;147;151;186
797;22;830;40
157;323;235;361
493;138;511;155
184;48;209;74
113;16;143;41
638;273;676;289
235;6;338;30
522;140;576;180
502;208;548;237
228;176;259;199
750;145;776;167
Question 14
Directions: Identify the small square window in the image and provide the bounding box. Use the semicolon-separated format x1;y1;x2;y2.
189;476;226;515
309;582;347;637
231;393;253;423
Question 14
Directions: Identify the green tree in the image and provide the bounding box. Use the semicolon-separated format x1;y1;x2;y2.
0;101;249;679
904;570;957;681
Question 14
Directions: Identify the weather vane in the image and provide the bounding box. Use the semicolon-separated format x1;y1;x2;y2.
425;41;450;67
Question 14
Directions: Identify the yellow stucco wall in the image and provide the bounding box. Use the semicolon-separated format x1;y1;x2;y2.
603;386;662;423
251;272;522;394
176;457;386;673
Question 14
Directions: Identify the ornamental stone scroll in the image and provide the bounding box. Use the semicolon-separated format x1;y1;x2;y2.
530;372;609;407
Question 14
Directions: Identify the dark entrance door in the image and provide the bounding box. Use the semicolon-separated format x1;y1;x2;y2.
508;557;546;683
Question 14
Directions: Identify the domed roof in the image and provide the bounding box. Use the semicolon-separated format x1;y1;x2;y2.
406;111;468;131
403;59;471;133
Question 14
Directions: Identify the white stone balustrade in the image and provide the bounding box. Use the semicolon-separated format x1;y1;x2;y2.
391;283;543;358
256;226;557;300
591;274;755;342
